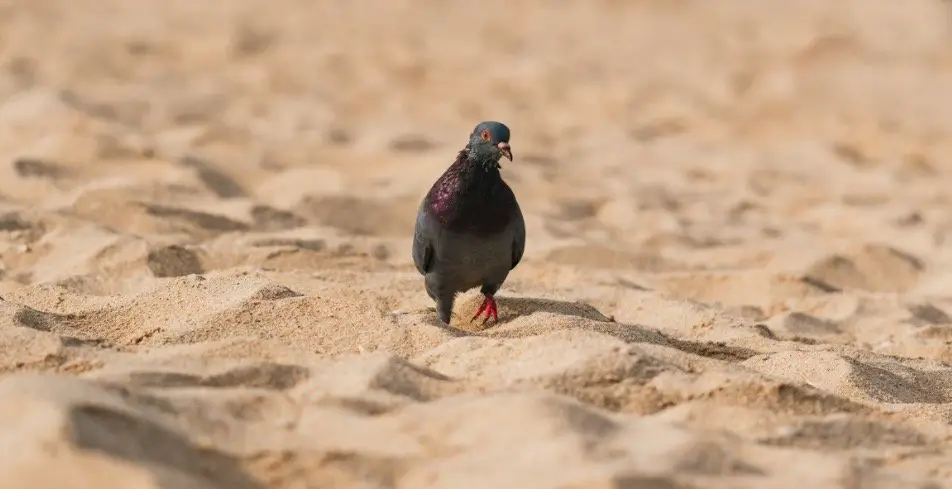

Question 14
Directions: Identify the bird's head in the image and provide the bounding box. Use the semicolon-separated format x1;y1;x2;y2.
467;121;512;168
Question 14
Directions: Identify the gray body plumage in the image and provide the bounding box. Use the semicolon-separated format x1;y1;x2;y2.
413;198;524;323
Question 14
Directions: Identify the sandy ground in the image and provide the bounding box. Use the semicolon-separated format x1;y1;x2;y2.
2;0;952;487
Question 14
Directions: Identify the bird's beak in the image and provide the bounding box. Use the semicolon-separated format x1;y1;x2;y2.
497;141;513;161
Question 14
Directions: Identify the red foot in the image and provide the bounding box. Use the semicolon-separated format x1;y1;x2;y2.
472;295;499;323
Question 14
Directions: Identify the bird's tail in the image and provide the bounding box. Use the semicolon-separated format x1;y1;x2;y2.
436;294;455;325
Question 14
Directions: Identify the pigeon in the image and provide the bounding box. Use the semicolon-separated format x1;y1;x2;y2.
412;121;525;325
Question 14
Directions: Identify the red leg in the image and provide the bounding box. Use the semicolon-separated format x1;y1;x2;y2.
472;295;499;324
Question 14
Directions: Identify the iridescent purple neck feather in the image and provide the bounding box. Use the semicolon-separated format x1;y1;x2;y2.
425;147;517;235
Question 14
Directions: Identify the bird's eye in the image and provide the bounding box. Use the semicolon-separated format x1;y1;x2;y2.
480;129;491;141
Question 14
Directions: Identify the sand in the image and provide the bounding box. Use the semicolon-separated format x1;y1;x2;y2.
2;0;952;487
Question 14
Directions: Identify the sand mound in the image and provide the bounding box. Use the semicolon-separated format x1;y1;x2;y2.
3;0;952;487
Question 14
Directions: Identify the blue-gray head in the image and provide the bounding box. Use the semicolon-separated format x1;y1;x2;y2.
467;121;513;166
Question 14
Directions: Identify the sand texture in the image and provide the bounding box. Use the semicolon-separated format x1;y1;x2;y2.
3;0;952;487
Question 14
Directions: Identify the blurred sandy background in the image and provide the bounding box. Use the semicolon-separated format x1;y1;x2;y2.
3;0;952;487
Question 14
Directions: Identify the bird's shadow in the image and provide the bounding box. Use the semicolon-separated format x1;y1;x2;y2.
423;295;759;362
425;295;629;335
422;295;610;333
495;296;612;322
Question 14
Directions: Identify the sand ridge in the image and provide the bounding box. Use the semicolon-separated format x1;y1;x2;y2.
3;0;952;487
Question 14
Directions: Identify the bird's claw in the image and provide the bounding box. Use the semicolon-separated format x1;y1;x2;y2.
472;295;499;324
